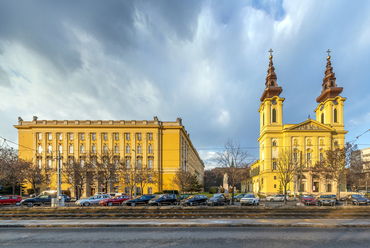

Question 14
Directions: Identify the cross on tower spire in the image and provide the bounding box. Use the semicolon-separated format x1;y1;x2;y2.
268;48;273;56
326;49;331;57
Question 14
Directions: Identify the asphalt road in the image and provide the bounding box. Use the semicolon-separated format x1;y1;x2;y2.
0;227;369;248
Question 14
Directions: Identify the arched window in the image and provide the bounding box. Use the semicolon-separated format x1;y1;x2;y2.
334;108;338;123
325;84;327;90
330;81;334;87
272;108;277;123
272;141;277;146
271;81;274;86
321;113;324;124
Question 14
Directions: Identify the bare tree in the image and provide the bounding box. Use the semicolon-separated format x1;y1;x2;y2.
173;169;193;200
276;148;296;204
136;164;159;195
96;150;119;193
23;160;45;196
214;139;250;204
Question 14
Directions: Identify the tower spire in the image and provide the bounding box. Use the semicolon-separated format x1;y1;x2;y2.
316;50;343;103
260;49;282;101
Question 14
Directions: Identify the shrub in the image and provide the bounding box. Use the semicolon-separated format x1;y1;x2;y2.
27;189;35;195
163;190;179;195
209;187;218;194
154;192;164;194
220;187;225;193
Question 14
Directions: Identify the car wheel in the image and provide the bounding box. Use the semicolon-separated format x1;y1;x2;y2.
131;203;136;207
157;203;161;206
107;202;113;206
27;203;33;207
83;202;90;207
270;199;274;202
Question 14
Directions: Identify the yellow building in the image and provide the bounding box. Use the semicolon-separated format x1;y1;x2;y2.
15;116;204;197
246;51;347;196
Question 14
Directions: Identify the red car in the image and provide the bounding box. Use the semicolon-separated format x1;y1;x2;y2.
300;195;316;205
0;195;22;206
99;195;132;206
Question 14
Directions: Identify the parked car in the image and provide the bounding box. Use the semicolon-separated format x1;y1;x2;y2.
0;195;22;206
125;195;156;206
181;195;208;206
207;193;230;206
21;194;69;207
99;195;132;206
148;194;178;206
75;194;111;206
178;194;191;201
266;194;289;202
300;195;316;206
345;194;370;205
240;194;259;206
233;193;246;202
317;195;336;206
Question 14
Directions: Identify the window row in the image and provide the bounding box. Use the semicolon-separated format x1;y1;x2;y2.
38;144;154;154
37;132;154;141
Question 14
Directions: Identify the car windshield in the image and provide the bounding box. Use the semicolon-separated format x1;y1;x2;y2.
321;195;333;198
352;194;363;198
302;195;313;198
213;194;223;198
243;194;255;198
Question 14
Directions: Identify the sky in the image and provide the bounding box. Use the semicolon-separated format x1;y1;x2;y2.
0;0;370;169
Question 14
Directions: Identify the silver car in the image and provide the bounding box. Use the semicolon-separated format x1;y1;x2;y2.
240;194;259;206
75;194;111;206
266;194;289;202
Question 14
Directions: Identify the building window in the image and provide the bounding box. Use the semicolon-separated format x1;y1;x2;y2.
115;133;119;141
320;152;324;162
38;146;42;154
92;133;96;141
136;187;141;194
137;133;142;141
115;145;119;154
272;108;277;123
69;145;73;154
334;109;338;123
114;174;119;183
48;133;52;141
125;187;130;194
274;184;276;189
81;159;85;167
148;133;153;141
148;175;153;183
58;133;62;140
274;176;276;180
126;145;130;153
80;145;85;154
103;145;108;153
92;158;97;167
125;133;130;141
293;152;298;163
92;145;96;154
103;133;108;141
137;145;142;154
137;158;142;169
38;133;42;140
81;133;85;141
321;113;324;124
47;145;52;153
126;159;130;169
272;141;277;147
114;159;119;169
59;145;63;154
38;159;41;169
148;145;153;154
148;187;153;194
307;152;311;163
148;159;153;169
46;174;51;183
125;174;130;183
273;161;277;170
69;133;73;141
47;159;52;169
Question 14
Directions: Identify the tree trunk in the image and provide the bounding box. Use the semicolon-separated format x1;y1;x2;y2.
284;185;287;205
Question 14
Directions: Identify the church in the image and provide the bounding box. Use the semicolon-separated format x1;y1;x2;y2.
244;50;347;196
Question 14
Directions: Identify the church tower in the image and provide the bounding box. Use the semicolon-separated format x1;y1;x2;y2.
315;50;346;133
259;49;285;133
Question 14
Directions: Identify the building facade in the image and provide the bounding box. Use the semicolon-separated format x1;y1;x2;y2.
15;116;204;197
246;51;347;196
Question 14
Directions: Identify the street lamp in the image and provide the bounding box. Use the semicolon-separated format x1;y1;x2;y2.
132;149;137;198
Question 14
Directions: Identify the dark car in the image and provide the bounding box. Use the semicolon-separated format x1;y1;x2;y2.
300;195;316;206
181;195;208;206
233;193;246;202
148;194;178;206
0;195;22;206
207;193;230;206
345;194;370;205
21;194;69;207
125;195;156;206
317;195;336;206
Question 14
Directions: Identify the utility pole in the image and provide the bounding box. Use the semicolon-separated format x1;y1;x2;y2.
299;151;303;195
132;149;136;198
57;151;63;206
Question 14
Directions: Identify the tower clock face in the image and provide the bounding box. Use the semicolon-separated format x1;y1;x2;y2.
272;100;277;105
333;100;338;105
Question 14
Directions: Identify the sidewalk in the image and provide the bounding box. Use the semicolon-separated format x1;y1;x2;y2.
1;218;370;228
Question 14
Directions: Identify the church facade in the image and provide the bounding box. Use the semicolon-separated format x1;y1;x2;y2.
244;51;347;196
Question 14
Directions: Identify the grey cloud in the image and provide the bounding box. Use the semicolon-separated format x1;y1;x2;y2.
0;66;10;87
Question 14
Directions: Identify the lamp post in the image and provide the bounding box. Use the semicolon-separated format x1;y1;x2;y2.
132;149;136;198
